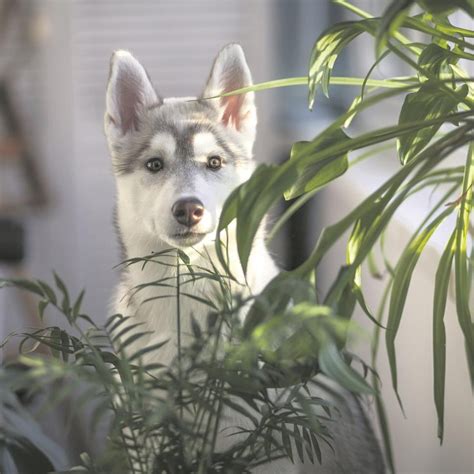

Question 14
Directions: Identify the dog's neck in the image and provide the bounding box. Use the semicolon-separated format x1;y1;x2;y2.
114;194;277;368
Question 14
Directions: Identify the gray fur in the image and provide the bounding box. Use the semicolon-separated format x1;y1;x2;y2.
103;45;386;474
109;101;245;176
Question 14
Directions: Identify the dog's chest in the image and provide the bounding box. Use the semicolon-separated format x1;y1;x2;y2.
114;260;234;367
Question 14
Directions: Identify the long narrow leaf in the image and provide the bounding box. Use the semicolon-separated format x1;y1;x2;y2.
386;207;453;404
454;142;474;385
318;343;375;395
433;230;457;443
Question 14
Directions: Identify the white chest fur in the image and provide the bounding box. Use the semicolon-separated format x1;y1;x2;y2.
113;226;278;368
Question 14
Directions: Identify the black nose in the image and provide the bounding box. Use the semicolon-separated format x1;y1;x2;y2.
172;198;204;227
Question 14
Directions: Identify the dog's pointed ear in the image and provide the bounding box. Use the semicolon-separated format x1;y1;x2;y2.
202;44;256;143
105;50;160;135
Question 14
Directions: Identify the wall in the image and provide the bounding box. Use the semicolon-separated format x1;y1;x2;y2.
317;156;473;473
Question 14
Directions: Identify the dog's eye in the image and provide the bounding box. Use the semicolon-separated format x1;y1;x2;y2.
207;155;222;170
146;158;163;172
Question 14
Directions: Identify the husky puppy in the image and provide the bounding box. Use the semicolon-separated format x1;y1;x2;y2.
105;44;278;369
104;45;384;474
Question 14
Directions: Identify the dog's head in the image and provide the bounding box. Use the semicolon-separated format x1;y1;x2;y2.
104;44;256;249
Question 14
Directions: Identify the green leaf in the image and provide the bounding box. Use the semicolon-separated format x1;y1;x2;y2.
191;315;202;339
468;244;474;307
112;322;144;343
237;164;297;274
367;250;383;279
53;273;70;314
129;340;170;363
295;170;402;277
218;163;298;274
299;124;472;293
177;249;190;265
72;289;85;320
402;16;474;53
376;0;414;58
433;16;474;39
269;112;459;243
397;83;467;164
386;207;453;403
38;300;49;321
249;302;350;375
281;423;294;463
454;143;474;385
345;215;386;326
179;292;218;310
210;75;407;102
374;392;396;474
228;108;470;273
328;267;357;320
49;327;61;359
0;397;68;471
105;313;131;333
117;331;153;354
308;19;377;108
36;280;57;305
284;129;350;200
353;284;384;328
318;343;375;395
433;230;456;443
417;0;474;16
0;278;44;297
309;431;322;464
293;424;304;463
418;44;458;80
243;273;317;337
302;428;315;464
60;330;70;362
217;164;271;234
223;398;259;427
324;183;414;309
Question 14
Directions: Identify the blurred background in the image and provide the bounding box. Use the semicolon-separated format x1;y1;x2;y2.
0;1;472;472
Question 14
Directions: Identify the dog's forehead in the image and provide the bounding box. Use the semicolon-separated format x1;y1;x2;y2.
151;97;218;125
149;130;220;152
145;99;234;159
148;129;220;156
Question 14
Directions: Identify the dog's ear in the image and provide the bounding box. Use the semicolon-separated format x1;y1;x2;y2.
105;50;160;135
202;44;256;143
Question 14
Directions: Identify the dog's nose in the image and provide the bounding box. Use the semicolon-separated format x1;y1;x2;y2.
172;198;204;227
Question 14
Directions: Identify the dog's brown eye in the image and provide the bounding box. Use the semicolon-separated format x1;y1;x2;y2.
207;155;222;170
146;158;163;172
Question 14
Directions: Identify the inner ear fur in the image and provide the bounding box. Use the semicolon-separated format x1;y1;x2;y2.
106;50;160;135
202;44;256;135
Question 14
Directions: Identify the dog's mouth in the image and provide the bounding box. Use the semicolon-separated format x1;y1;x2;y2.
172;231;207;239
170;231;209;246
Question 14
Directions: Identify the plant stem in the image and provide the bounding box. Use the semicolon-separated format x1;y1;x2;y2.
335;0;474;108
176;251;183;422
371;280;395;474
210;76;414;100
333;0;372;19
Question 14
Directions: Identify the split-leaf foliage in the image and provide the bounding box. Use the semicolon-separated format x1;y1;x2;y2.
1;1;473;473
216;0;473;467
0;251;363;473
